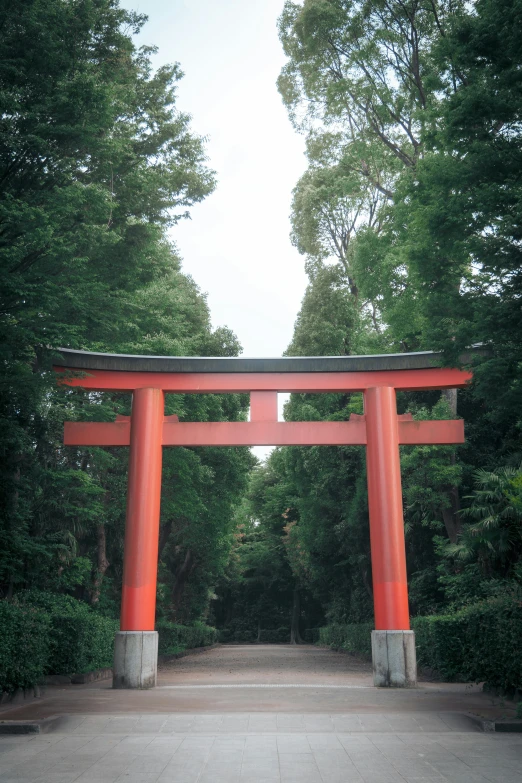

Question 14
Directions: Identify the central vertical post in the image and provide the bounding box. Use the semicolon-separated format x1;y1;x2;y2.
365;386;416;687
113;387;164;689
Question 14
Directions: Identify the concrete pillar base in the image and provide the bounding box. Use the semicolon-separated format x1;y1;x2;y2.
113;631;158;689
371;630;417;688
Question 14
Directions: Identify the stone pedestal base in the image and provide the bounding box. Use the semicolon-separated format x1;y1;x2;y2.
113;631;158;689
371;630;417;688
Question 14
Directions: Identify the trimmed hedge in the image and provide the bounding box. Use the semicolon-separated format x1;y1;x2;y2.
219;628;256;643
156;620;218;654
319;622;373;658
1;593;220;694
16;591;118;676
318;597;522;693
258;627;290;643
413;597;522;691
0;601;50;693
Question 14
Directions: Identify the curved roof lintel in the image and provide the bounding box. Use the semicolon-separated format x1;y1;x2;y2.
53;347;483;374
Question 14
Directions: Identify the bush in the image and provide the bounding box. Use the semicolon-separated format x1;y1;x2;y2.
156;620;217;654
16;591;117;675
319;622;373;658
258;627;290;643
0;601;50;693
318;597;522;693
303;628;321;644
217;618;257;643
412;596;522;691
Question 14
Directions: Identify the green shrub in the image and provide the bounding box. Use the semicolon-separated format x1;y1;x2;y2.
258;627;290;643
156;620;217;654
319;622;373;658
303;628;321;644
16;591;117;675
217;617;257;643
319;597;522;693
0;601;50;693
413;596;522;691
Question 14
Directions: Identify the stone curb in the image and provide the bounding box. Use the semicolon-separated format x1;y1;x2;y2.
467;714;522;732
0;716;61;735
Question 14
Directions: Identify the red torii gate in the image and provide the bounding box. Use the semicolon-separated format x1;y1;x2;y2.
55;349;472;689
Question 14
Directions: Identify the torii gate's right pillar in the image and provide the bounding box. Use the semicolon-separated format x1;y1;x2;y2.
365;386;417;687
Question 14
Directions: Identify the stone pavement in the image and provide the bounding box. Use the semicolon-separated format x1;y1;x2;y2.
1;645;521;782
2;719;522;783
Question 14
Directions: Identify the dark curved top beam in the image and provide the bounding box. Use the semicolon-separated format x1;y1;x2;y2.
53;347;482;374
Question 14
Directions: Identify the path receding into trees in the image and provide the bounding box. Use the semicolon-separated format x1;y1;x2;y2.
158;644;373;686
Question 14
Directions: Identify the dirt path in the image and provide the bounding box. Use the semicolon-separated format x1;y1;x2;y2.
158;644;373;686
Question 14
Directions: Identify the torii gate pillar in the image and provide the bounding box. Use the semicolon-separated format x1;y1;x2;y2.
114;387;164;689
366;386;416;687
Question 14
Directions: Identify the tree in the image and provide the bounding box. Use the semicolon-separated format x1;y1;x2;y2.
0;0;254;630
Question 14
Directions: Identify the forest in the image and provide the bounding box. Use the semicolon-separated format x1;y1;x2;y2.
1;0;522;693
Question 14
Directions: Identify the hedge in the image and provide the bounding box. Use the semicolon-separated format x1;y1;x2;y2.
258;627;290;643
318;596;522;693
413;596;522;692
16;591;118;676
218;626;294;643
1;593;221;694
319;622;373;658
156;620;218;654
0;601;50;693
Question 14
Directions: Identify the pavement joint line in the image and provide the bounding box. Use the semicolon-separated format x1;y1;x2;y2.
157;684;373;689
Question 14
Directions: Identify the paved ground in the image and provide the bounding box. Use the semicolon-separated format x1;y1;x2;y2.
2;722;522;782
1;645;521;782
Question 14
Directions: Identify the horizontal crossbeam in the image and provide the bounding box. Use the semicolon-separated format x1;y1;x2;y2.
55;366;471;393
64;418;464;448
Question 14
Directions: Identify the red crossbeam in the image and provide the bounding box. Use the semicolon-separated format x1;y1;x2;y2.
64;417;464;448
54;366;471;393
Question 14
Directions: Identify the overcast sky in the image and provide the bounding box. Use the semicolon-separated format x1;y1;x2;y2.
123;0;308;359
122;0;307;455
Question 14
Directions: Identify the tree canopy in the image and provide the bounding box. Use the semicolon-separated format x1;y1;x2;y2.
215;0;522;642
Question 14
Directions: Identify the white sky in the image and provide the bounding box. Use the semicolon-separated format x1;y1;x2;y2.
124;0;307;358
122;0;308;456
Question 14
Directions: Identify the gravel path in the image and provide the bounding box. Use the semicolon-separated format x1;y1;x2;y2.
158;644;373;686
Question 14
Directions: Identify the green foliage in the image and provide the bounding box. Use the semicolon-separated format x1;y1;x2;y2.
319;595;522;693
156;620;217;654
0;601;50;693
0;0;253;635
413;596;522;692
16;591;117;675
259;628;290;643
318;623;373;658
446;465;522;574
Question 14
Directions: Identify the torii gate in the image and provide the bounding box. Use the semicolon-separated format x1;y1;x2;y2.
55;348;472;689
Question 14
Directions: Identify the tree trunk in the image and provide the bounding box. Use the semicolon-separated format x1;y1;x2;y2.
157;519;173;562
361;565;373;600
442;388;457;415
290;587;303;645
171;549;194;614
91;523;109;605
440;389;461;543
256;617;261;643
441;485;461;543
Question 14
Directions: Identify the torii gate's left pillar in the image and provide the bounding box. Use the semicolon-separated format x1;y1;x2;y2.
113;388;164;689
